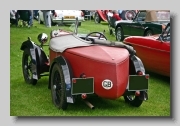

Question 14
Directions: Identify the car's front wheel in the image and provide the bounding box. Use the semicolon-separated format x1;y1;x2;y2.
124;95;143;107
145;30;153;36
50;63;68;110
116;27;124;41
94;12;101;24
22;48;37;85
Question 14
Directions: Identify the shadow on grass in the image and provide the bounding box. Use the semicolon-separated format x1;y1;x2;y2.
146;70;170;84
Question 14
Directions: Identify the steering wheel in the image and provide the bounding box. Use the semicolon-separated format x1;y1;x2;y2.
85;32;107;42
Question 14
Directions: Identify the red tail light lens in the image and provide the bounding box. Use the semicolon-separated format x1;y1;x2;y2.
137;71;143;75
80;73;86;78
135;91;140;96
73;79;76;83
145;75;149;79
81;94;87;99
82;74;86;78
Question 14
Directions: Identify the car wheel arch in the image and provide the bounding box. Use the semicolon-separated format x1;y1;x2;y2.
48;56;74;91
144;28;153;36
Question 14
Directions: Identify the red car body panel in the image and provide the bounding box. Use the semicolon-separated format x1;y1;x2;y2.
124;36;170;77
49;45;130;99
96;10;107;21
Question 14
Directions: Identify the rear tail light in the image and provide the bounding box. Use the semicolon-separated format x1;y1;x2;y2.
80;73;86;78
137;71;143;75
81;94;87;99
145;74;149;79
135;91;140;96
73;79;76;83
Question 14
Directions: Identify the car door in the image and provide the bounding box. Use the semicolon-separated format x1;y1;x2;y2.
121;22;132;36
129;11;146;36
129;21;145;36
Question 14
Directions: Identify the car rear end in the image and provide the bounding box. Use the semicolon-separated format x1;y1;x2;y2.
50;45;148;100
52;10;84;24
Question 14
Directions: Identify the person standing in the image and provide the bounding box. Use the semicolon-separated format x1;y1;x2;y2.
10;10;17;25
107;10;113;17
41;10;51;27
46;10;51;27
112;10;121;21
117;10;123;18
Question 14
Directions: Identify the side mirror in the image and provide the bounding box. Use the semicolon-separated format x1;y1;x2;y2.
37;33;48;45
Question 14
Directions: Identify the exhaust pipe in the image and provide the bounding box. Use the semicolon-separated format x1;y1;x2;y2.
83;100;95;109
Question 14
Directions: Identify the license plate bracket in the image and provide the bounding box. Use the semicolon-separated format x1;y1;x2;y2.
71;78;94;95
128;75;149;91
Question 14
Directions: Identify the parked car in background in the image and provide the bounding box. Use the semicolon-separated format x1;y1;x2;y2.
94;10;137;24
38;10;84;26
115;10;170;41
123;22;170;77
81;10;95;20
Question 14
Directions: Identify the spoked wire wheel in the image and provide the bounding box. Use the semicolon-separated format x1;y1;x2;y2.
22;48;37;85
116;27;124;41
94;12;101;24
51;63;68;110
124;10;136;20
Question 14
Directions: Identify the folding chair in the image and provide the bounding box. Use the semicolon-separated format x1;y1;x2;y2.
84;10;93;20
106;14;117;35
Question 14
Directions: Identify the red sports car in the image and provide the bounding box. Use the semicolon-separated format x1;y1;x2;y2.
123;23;170;77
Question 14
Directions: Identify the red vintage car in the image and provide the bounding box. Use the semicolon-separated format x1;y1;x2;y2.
20;19;149;110
123;23;170;77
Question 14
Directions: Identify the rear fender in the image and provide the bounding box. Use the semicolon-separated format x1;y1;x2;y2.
127;55;148;100
130;55;145;74
20;40;49;79
49;56;75;103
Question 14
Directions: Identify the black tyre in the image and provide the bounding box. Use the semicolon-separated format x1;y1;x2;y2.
22;48;37;85
94;12;101;24
116;27;124;41
124;95;143;107
144;30;153;36
51;63;68;110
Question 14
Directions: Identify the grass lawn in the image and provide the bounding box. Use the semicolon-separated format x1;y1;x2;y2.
10;19;170;116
